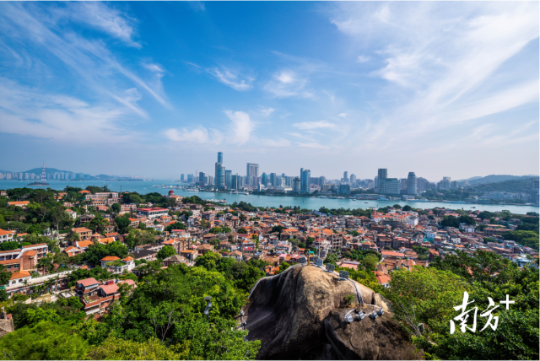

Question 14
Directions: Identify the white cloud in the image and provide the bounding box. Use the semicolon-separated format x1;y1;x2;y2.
330;1;539;150
292;121;336;130
164;128;210;144
0;78;135;143
259;138;291;147
259;107;275;117
69;2;141;48
357;55;370;63
0;2;168;110
339;113;347;118
224;110;253;145
208;67;254;91
297;142;330;150
264;70;313;98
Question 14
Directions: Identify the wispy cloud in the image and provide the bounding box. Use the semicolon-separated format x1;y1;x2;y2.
0;78;135;142
330;1;539;150
292;121;336;130
68;2;141;48
259;107;275;117
357;55;370;63
164;127;210;144
208;67;254;91
264;69;313;98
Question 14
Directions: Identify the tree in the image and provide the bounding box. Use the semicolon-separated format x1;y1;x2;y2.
111;203;121;213
0;321;88;360
237;227;248;234
157;245;177;260
324;253;338;266
165;221;187;232
0;241;20;251
87;337;189;360
272;225;284;236
83;242;128;266
502;230;539;250
403;205;412;211
274;262;290;275
441;215;460;228
115;215;132;234
195;251;221;271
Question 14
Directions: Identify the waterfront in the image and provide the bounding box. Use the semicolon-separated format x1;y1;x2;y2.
2;179;538;215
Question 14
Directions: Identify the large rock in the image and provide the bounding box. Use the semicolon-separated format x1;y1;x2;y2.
244;265;421;360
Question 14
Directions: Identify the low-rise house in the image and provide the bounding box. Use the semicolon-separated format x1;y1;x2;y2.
0;229;15;244
131;249;157;262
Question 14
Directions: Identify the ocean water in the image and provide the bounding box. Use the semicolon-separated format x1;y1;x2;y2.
1;179;538;215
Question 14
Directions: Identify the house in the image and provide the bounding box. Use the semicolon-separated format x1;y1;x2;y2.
381;250;405;259
100;256;135;274
72;227;92;240
162;255;189;267
7;201;29;208
0;229;15;244
7;271;31;287
180;249;198;262
64;246;83;257
374;271;391;288
75;277;100;296
137;207;169;219
65;209;77;220
131;249;157;262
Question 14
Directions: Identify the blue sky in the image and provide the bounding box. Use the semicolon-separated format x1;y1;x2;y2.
0;1;538;181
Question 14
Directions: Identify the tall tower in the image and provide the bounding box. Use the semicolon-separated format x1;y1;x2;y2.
215;152;225;189
377;168;387;193
41;163;46;184
407;172;417;195
246;163;259;186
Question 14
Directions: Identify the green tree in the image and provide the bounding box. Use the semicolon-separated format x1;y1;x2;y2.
111;203;121;213
83;242;128;266
324;253;338;266
0;321;88;360
165;221;187;232
115;215;131;234
157;245;177;260
237;227;248;234
0;241;21;251
87;337;190;360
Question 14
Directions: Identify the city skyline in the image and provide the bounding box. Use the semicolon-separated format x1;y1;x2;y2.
0;1;538;179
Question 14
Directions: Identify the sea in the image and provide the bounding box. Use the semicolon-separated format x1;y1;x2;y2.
1;179;538;215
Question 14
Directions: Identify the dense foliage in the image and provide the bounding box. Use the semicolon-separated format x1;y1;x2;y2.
387;251;539;360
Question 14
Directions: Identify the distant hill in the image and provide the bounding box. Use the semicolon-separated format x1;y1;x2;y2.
460;175;538;185
468;177;539;194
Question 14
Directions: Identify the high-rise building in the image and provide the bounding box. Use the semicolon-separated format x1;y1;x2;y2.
319;176;326;186
225;170;232;189
383;178;400;195
377;169;387;193
350;174;356;186
261;172;268;186
407;172;417;195
342;171;349;183
231;174;241;190
187;174;194;183
199;172;206;186
301;169;311;193
438;177;451;190
246;163;259;186
293;177;301;192
339;184;351;195
180;174;185;182
207;175;214;186
214;152;225;189
270;173;277;187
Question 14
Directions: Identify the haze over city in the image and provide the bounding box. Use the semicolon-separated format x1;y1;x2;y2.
0;1;538;180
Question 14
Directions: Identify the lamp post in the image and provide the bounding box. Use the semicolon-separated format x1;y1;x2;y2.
204;296;212;322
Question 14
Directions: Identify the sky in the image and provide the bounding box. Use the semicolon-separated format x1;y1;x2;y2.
0;1;538;181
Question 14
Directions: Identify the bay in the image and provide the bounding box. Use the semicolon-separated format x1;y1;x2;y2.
1;179;538;215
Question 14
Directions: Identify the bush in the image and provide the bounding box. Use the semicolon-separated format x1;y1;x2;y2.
344;294;356;306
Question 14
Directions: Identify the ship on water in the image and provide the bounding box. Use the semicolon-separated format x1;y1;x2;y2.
27;162;49;186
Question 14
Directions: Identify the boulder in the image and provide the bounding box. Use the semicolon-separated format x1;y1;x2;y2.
244;265;421;359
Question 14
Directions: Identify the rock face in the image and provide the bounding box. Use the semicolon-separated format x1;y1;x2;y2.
244;265;421;360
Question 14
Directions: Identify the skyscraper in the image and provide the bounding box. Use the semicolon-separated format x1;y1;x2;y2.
225;170;232;189
215;152;225;189
261;172;268;186
350;174;356;186
293;177;301;192
246;163;259;186
301;169;311;193
377;168;388;193
270;173;277;187
343;171;349;183
407;172;417;195
199;172;206;186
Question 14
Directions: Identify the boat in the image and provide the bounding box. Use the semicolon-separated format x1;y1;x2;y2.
185;188;199;192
